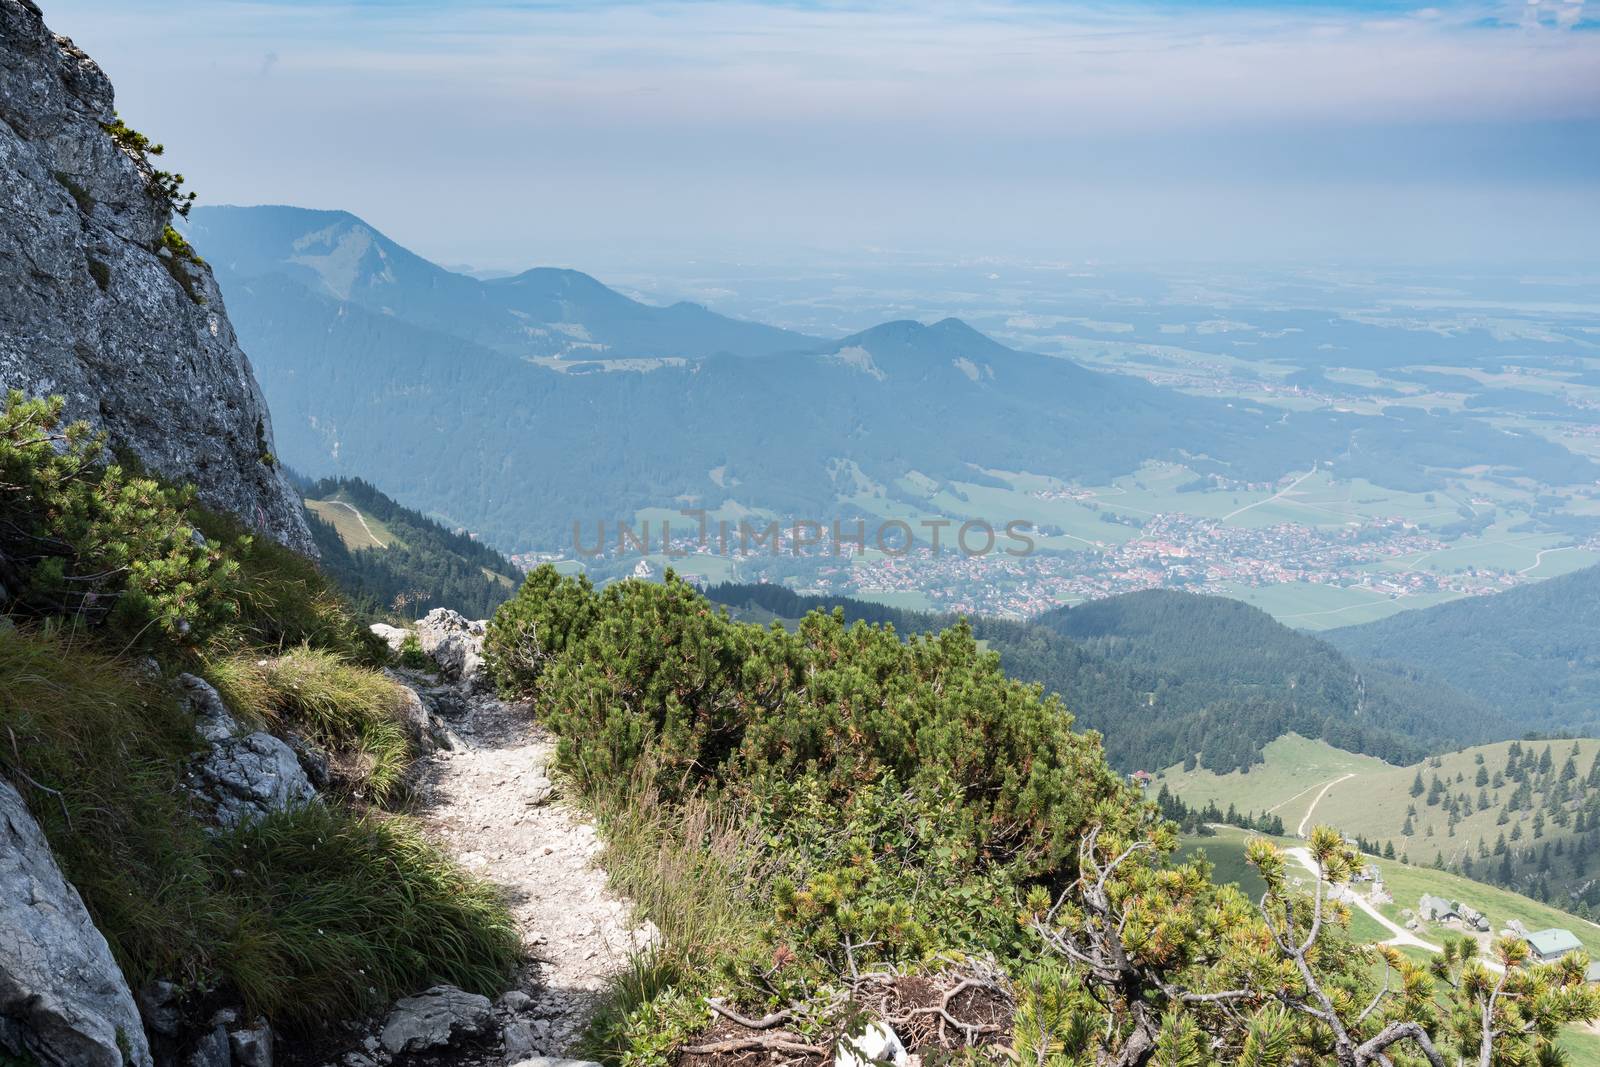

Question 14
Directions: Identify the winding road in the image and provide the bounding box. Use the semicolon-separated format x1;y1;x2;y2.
1296;773;1357;837
1285;847;1440;952
1520;545;1577;576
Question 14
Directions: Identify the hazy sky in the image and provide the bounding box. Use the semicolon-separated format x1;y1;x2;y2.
39;0;1600;271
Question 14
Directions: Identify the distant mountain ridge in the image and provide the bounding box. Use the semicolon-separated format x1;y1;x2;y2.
187;205;816;360
191;204;1599;553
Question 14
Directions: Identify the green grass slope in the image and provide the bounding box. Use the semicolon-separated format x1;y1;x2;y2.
306;493;397;550
1168;734;1600;916
1160;734;1396;830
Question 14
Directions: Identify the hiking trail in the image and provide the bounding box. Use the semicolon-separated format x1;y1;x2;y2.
410;691;657;1062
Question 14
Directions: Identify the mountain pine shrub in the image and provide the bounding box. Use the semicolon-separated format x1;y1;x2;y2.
0;392;239;645
490;565;1600;1067
0;393;514;1036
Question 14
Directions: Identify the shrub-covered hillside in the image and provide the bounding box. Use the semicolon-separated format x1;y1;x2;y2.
704;583;1501;774
298;474;522;619
488;565;1600;1067
0;392;517;1057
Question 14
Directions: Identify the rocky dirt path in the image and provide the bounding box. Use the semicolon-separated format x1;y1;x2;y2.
411;692;656;1062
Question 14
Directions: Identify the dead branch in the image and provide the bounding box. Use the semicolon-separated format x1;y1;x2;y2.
682;1035;825;1057
707;999;795;1030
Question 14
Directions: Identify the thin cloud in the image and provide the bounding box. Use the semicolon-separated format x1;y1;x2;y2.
38;0;1600;265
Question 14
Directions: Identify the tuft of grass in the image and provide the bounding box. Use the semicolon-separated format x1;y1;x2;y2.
207;647;415;804
0;626;219;988
574;762;767;1064
212;804;519;1028
193;506;384;665
0;628;517;1033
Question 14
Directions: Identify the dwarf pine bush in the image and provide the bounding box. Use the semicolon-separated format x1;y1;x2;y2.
0;391;239;645
490;566;1129;874
0;392;515;1036
488;566;1137;984
492;572;1600;1067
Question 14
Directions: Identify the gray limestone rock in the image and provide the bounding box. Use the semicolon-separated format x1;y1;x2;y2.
389;674;437;752
0;776;153;1067
501;1020;537;1062
194;731;317;830
414;609;487;686
179;672;316;828
179;672;240;742
187;1023;230;1067
0;0;313;554
369;623;410;654
136;979;182;1037
379;985;493;1055
228;1018;273;1067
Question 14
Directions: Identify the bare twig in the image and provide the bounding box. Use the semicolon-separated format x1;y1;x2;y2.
707;1000;795;1030
6;727;72;831
682;1036;824;1057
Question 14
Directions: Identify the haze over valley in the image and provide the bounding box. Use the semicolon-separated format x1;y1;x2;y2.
188;206;1600;629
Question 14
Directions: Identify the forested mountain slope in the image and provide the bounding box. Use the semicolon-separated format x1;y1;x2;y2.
704;583;1503;772
298;475;522;619
1325;565;1600;735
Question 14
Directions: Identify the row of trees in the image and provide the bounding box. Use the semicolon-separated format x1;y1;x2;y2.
1153;783;1287;836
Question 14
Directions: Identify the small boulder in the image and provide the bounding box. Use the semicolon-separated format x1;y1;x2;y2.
501;1019;538;1061
180;675;316;829
179;673;240;742
497;990;533;1013
228;1017;273;1067
369;623;410;654
195;731;318;830
379;985;493;1055
136;978;182;1037
508;1059;604;1067
414;609;488;687
383;674;437;752
187;1023;230;1067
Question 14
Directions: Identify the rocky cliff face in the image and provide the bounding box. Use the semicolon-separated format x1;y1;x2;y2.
0;0;313;554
